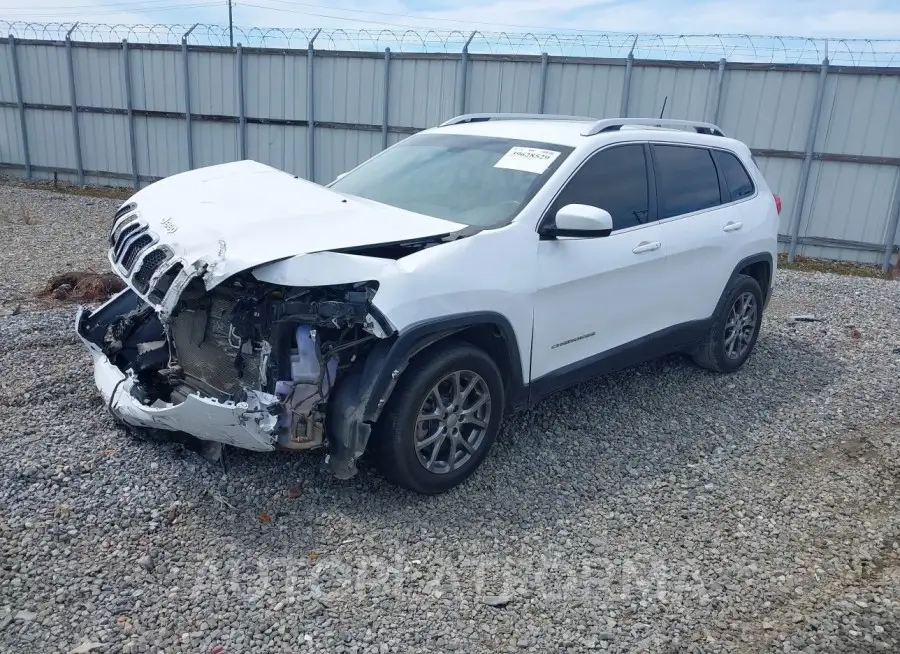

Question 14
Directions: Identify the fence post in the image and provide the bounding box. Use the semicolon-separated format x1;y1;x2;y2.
711;57;727;125
237;42;246;160
619;36;637;118
8;35;31;180
382;47;391;150
122;39;139;190
306;28;321;182
65;24;84;186
788;48;829;263
182;23;198;170
883;171;900;272
538;52;549;114
457;31;476;116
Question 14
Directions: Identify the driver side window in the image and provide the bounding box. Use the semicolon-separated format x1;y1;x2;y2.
548;144;651;231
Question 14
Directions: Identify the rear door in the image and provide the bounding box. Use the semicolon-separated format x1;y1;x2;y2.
650;143;745;326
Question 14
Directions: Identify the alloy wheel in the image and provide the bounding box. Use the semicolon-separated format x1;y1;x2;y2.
723;291;758;360
414;370;492;474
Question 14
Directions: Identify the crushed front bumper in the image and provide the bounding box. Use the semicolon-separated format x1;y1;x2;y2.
75;304;280;451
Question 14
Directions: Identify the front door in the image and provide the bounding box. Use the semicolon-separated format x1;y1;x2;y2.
531;144;670;388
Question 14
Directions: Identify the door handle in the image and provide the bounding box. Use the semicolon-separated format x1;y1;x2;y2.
632;241;661;254
723;221;743;232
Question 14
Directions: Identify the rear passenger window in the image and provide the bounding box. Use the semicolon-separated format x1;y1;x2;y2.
652;145;722;219
715;150;756;200
549;144;650;230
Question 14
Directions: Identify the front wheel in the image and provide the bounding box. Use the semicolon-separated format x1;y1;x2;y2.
372;341;504;494
691;273;764;373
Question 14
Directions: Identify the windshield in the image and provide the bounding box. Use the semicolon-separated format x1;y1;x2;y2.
329;133;573;228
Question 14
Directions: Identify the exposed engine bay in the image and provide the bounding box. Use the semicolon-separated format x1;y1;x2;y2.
74;161;485;480
77;273;391;467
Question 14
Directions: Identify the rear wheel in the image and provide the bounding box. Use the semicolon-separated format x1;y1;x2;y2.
373;341;504;494
691;274;763;373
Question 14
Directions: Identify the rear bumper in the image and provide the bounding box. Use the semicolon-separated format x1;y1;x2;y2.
75;304;280;451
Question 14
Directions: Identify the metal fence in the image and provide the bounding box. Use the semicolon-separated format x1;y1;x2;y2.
5;22;900;66
1;24;899;270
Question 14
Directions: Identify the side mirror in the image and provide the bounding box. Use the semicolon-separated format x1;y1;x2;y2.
540;204;613;240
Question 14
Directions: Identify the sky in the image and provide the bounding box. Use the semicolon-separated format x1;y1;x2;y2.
1;0;900;39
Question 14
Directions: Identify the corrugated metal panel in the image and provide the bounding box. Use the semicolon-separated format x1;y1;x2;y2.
189;50;238;115
628;66;716;120
755;155;804;236
15;44;68;105
797;161;897;262
24;109;76;169
27;169;64;183
796;244;883;265
815;73;900;158
388;58;458;129
315;128;382;184
129;48;184;113
134;116;186;177
315;54;384;125
0;41;15;103
79;113;131;174
72;45;126;110
193;121;239;168
85;173;130;188
0;167;123;189
386;132;409;148
542;62;624;118
16;169;128;188
244;52;308;121
4;40;900;268
246;123;308;178
467;60;542;114
718;69;820;151
0;106;23;163
895;183;900;250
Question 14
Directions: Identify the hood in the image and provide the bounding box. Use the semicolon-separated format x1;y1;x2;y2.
123;160;466;287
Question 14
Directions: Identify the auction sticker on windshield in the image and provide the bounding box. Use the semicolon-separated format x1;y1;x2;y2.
493;147;561;174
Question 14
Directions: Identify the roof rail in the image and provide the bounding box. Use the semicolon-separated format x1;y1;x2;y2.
582;118;725;137
440;113;597;127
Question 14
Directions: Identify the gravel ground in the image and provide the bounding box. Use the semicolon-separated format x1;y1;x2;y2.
1;183;900;654
0;183;118;304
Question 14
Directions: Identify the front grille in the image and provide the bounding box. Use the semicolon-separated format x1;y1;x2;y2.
112;222;146;261
110;203;138;245
170;294;260;397
108;201;164;293
114;202;136;222
121;234;153;273
148;262;183;303
132;248;171;294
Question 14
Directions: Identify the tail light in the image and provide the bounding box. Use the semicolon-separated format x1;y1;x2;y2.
773;194;782;214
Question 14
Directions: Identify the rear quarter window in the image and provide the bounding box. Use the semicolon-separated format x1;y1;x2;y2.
714;150;756;201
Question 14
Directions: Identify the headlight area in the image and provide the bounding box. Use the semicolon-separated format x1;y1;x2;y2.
77;274;391;453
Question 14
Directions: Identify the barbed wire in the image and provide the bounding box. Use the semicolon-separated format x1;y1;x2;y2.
2;20;900;66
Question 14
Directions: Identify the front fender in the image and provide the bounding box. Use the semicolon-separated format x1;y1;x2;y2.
325;311;526;479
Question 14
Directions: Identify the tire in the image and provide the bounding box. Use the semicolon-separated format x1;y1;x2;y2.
372;340;505;494
691;273;764;373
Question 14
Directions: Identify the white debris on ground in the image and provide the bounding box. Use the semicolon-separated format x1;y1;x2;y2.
1;182;899;653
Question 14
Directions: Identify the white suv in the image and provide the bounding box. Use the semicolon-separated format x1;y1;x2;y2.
77;114;780;494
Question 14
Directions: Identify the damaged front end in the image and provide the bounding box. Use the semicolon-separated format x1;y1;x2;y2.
76;273;392;478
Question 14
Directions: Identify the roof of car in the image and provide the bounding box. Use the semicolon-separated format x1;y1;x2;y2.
427;115;750;156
